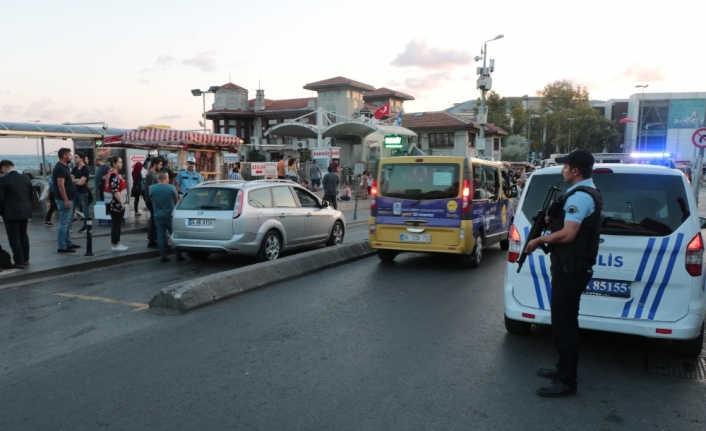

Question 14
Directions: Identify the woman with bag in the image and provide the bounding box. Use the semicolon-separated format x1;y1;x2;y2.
131;161;143;216
287;158;299;183
361;171;368;199
103;156;129;252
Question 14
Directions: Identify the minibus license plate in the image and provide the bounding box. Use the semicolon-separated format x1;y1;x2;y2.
188;219;214;227
584;279;631;297
400;234;430;243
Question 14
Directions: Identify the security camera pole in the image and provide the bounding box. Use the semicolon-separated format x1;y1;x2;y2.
475;34;503;159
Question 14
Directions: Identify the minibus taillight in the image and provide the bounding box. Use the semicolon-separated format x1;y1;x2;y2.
370;179;378;210
508;225;522;263
685;232;703;276
462;179;471;213
233;192;243;219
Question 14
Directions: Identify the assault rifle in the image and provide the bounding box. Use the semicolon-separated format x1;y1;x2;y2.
516;183;562;273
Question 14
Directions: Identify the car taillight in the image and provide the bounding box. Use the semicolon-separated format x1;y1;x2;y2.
508;225;521;263
685;232;703;276
462;179;471;213
233;192;243;219
370;178;377;210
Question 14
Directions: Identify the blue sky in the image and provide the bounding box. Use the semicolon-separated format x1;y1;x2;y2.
1;0;703;154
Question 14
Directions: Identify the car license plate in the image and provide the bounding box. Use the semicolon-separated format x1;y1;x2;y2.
188;219;214;227
400;234;430;243
584;279;631;298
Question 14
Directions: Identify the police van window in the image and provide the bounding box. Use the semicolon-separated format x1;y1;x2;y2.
472;165;487;200
379;163;460;200
482;165;499;200
522;173;689;236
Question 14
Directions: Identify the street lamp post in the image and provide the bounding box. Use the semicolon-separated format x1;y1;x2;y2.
191;86;221;133
635;84;648;151
567;117;575;153
475;34;504;158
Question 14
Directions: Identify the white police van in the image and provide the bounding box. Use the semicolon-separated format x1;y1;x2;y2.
504;164;706;357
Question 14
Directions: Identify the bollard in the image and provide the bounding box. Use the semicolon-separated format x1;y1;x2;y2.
85;218;94;257
353;196;358;220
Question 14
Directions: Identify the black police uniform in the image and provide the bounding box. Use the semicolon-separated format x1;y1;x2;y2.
546;185;603;390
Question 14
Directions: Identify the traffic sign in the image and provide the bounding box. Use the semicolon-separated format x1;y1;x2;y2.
692;128;706;149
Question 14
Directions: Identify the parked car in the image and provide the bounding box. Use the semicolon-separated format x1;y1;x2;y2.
171;179;346;262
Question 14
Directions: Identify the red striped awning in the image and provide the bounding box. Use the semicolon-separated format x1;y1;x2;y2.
103;129;242;152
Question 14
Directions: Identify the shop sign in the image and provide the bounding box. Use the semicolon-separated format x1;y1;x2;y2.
251;163;266;176
74;139;95;149
224;155;239;163
331;147;340;159
264;162;277;179
383;135;403;149
312;148;330;158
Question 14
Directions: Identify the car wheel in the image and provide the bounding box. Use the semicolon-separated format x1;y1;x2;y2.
186;251;211;261
378;250;398;263
257;230;281;262
326;221;344;246
463;233;483;269
504;314;532;334
671;323;704;357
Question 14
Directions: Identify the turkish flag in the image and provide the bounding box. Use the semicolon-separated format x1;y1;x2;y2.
374;103;390;119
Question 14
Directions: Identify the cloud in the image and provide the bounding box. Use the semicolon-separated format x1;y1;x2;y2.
24;97;73;120
139;68;155;73
1;105;21;116
73;108;124;127
613;63;667;83
400;72;452;92
391;39;473;70
156;55;175;66
137;79;150;84
183;51;216;72
154;114;182;121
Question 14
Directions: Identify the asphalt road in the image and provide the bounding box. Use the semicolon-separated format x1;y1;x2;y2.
2;236;705;430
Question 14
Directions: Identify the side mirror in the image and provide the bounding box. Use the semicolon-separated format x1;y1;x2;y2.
321;200;330;208
700;216;706;230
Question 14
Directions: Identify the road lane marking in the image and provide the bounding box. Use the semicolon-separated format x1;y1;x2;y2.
32;290;149;312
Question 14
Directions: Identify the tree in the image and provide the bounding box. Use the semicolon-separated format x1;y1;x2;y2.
476;91;511;132
501;134;529;161
508;98;527;136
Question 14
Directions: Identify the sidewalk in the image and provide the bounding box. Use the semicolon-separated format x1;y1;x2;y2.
0;202;371;287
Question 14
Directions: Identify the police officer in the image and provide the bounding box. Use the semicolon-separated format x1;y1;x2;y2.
525;149;603;397
175;157;203;197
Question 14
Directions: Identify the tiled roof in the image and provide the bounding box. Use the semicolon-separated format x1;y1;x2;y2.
363;87;415;101
401;111;508;135
261;98;315;111
219;82;248;91
303;76;375;92
248;98;275;108
362;102;380;111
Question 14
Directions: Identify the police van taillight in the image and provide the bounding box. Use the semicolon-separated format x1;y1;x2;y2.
685;232;703;276
462;179;471;213
370;179;377;210
508;225;521;263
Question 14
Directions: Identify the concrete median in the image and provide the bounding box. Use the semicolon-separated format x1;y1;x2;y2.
149;240;376;313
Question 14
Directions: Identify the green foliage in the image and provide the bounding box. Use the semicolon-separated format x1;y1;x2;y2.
501;141;529;161
476;91;511;133
247;149;266;162
504;134;528;147
509;99;527;135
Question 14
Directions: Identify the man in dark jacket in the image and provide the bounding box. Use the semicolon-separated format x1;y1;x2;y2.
0;160;33;268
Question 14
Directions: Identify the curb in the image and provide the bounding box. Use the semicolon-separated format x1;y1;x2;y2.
149;240;376;313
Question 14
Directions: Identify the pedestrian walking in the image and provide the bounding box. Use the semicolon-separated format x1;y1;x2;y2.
309;159;322;192
94;156;109;203
72;152;91;233
322;166;339;210
229;166;243;180
103;156;129;252
144;157;162;248
276;158;286;180
524;149;603;397
131;161;144;216
45;173;58;226
53;148;80;253
175;157;203;197
361;171;369;198
0;160;32;268
149;171;185;263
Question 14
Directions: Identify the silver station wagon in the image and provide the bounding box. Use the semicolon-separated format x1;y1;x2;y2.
171;179;346;262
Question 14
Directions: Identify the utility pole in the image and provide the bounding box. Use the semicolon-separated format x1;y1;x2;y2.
475;34;504;159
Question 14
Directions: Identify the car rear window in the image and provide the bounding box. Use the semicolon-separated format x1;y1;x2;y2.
379;163;460;200
522;173;690;236
178;188;238;211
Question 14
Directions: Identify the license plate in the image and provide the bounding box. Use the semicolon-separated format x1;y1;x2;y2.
584;279;631;297
400;234;431;243
188;219;214;227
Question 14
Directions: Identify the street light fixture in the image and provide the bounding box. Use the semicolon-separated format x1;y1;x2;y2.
567;117;575;153
475;34;504;158
635;84;649;151
191;86;221;133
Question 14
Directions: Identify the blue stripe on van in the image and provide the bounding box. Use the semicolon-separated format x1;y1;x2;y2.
647;233;684;321
538;255;552;302
621;298;634;318
634;237;670;319
635;238;656;282
527;254;545;310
